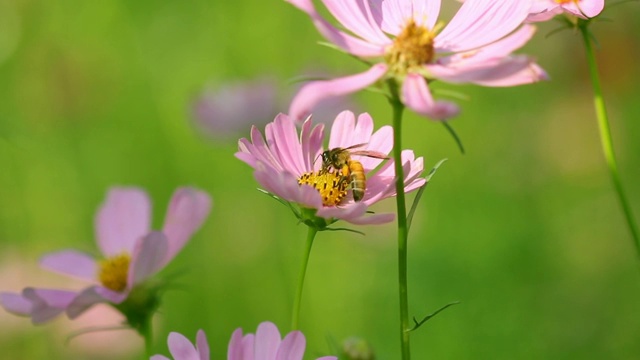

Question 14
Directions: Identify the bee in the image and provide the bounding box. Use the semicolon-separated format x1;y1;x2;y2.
320;143;388;202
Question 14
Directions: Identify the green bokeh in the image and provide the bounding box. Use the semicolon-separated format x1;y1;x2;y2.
1;0;639;359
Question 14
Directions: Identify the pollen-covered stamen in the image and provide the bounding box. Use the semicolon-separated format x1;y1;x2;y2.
98;253;131;292
385;20;436;77
298;170;349;207
554;0;576;3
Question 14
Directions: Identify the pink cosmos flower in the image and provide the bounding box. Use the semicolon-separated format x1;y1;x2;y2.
527;0;604;22
151;329;210;360
0;187;211;323
236;110;425;226
286;0;548;120
152;322;337;360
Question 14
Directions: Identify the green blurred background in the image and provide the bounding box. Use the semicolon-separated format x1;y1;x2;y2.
1;0;639;359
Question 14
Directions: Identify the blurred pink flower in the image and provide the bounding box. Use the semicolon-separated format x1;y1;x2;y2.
286;0;548;120
152;322;336;360
527;0;604;22
227;322;336;360
0;187;211;323
191;75;360;141
151;329;209;360
236;111;425;226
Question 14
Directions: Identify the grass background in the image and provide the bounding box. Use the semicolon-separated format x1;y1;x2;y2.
0;0;639;359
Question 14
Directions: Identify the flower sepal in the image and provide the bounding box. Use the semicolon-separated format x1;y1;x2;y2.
111;278;163;336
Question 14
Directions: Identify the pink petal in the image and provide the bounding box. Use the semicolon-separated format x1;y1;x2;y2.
378;0;442;34
437;25;538;66
242;334;256;360
66;286;126;319
322;0;390;45
96;188;151;256
435;0;530;53
0;292;33;316
39;250;97;282
196;330;210;360
23;288;77;324
168;332;200;360
129;231;169;286
286;0;386;57
563;0;604;18
227;328;245;360
150;356;171;360
276;331;306;360
288;64;388;122
427;55;548;86
315;201;368;221
162;187;212;266
253;166;323;209
254;322;281;360
316;357;338;360
265;114;307;175
328;111;357;149
402;74;460;120
349;212;396;225
300;117;326;172
354;124;393;171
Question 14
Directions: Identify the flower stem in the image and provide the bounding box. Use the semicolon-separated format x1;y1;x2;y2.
291;226;317;330
140;317;153;357
387;80;411;360
579;23;640;261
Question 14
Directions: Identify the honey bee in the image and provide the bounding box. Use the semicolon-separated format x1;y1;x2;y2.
320;143;388;202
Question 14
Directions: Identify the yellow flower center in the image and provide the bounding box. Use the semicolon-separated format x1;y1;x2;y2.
385;20;436;77
298;170;349;207
98;253;130;292
554;0;575;3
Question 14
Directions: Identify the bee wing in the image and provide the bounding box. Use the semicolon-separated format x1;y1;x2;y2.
349;150;389;159
343;143;369;151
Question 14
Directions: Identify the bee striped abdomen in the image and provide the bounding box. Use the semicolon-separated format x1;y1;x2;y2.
348;160;366;202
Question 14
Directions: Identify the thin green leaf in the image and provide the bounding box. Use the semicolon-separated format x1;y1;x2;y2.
442;121;465;154
407;158;447;231
408;301;460;332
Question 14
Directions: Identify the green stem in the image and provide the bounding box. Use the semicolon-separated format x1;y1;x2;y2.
387;80;411;360
579;24;640;261
140;318;153;358
291;226;317;330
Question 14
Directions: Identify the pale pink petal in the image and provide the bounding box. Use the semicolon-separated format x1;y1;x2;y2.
254;166;323;209
353;124;393;170
276;331;306;360
378;0;442;33
435;0;530;53
347;212;395;225
300;117;326;172
162;188;212;265
150;355;171;360
316;357;338;360
23;288;77;324
322;0;390;45
526;5;563;22
66;286;126;319
286;0;386;56
39;250;97;282
236;123;287;172
0;292;32;316
196;330;210;360
254;322;281;360
265;114;307;175
96;188;151;256
328;111;357;149
427;55;548;86
129;231;169;287
437;25;537;66
316;201;368;221
288;64;388;122
563;0;604;18
242;334;255;360
402;74;460;120
227;328;245;360
168;332;200;360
